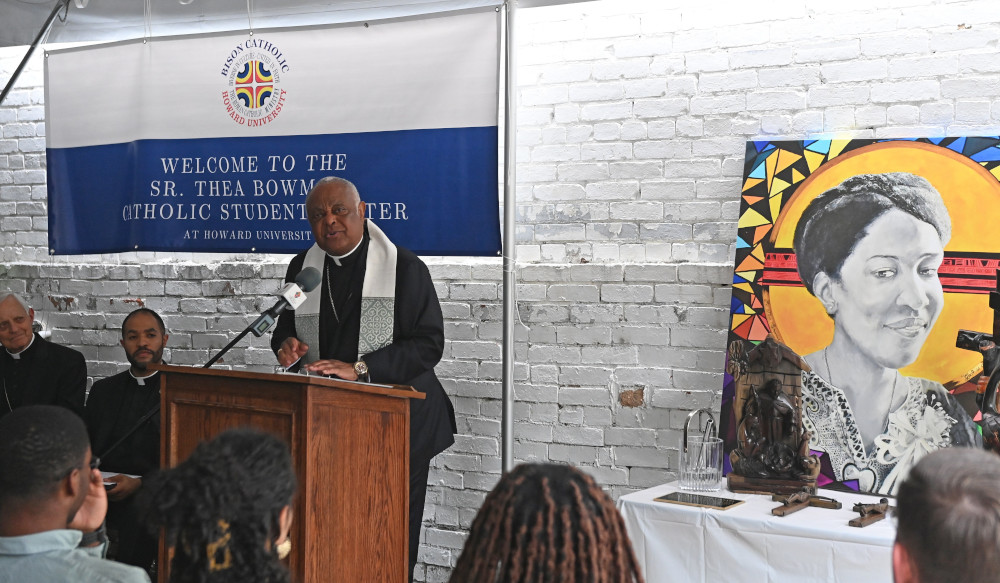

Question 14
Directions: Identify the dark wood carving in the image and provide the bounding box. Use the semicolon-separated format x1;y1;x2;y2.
727;336;821;495
771;491;843;513
848;498;890;527
771;491;810;516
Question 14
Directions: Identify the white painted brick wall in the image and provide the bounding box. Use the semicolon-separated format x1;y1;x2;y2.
5;0;1000;579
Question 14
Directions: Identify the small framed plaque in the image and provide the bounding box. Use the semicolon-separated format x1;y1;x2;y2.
654;491;745;511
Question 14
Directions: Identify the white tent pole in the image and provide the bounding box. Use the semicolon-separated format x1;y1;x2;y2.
501;0;517;474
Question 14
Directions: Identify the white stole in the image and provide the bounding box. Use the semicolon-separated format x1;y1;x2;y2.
295;220;397;364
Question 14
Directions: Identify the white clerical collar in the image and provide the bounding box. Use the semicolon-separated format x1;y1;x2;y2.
130;368;159;386
327;236;364;267
6;334;35;359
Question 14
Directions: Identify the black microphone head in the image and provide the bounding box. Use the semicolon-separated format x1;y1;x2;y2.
295;267;322;293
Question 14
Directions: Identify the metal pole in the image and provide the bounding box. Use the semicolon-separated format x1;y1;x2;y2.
0;0;70;107
501;0;517;474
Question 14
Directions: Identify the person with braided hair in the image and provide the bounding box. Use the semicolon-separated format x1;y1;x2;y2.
136;428;296;583
449;463;645;583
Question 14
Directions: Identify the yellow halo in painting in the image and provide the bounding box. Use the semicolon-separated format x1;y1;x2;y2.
766;141;1000;386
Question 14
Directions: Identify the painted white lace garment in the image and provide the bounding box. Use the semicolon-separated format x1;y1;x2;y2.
800;370;957;495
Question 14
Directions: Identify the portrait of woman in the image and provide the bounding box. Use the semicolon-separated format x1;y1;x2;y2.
793;172;981;495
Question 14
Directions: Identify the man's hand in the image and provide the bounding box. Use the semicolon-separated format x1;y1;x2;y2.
277;337;310;368
105;474;141;501
303;359;358;380
69;469;107;534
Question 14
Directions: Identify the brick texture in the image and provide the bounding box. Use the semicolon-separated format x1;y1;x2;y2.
5;2;1000;580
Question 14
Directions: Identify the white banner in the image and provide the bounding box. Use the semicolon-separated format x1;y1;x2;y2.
45;8;501;256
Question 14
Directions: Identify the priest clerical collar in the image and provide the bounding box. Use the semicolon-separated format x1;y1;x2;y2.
6;334;35;359
327;236;364;267
130;368;159;386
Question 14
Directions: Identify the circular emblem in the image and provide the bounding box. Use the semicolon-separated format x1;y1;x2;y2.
221;38;288;127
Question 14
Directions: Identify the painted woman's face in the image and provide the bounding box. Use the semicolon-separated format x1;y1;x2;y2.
827;209;945;370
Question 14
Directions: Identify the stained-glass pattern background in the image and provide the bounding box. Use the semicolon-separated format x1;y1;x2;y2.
721;137;1000;488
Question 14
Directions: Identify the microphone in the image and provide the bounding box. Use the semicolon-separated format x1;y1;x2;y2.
249;267;321;337
203;267;321;369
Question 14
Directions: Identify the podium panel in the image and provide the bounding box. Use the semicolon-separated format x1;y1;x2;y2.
156;364;418;583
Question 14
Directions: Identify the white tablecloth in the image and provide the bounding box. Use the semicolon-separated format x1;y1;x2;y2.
617;482;896;583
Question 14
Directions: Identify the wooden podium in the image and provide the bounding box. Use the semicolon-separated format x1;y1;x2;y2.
155;364;423;583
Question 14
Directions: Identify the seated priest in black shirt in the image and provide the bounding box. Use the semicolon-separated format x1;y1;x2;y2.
271;176;457;582
0;292;87;419
85;308;168;574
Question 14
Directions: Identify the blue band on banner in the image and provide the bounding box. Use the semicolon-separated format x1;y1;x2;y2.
47;127;500;256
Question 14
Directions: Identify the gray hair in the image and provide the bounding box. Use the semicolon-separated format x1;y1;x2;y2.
896;447;1000;583
306;176;361;204
0;292;30;313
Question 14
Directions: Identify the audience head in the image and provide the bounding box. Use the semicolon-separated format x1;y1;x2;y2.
0;405;93;525
120;308;168;373
449;463;645;583
139;428;296;583
894;447;1000;583
0;292;35;354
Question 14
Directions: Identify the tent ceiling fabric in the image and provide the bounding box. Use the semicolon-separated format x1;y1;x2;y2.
0;0;524;48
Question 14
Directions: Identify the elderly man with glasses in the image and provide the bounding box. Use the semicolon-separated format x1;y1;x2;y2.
0;405;150;583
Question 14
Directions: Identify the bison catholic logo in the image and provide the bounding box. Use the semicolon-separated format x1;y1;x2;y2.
220;37;289;127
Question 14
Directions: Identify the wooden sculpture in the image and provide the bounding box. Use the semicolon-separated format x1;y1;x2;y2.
727;336;821;495
771;491;810;517
771;491;842;513
848;498;890;527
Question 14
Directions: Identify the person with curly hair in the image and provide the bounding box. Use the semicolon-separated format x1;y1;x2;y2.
449;463;645;583
137;428;296;583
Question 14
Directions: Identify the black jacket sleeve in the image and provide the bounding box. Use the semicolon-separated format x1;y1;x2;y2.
26;338;89;418
57;346;88;418
364;249;444;385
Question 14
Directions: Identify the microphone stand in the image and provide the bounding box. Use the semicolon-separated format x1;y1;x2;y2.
100;277;314;462
203;305;282;369
100;309;279;460
97;399;160;460
204;268;319;368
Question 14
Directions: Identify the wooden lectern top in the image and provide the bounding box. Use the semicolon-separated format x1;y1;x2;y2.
149;363;425;400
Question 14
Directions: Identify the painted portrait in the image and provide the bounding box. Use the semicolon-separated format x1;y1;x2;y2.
722;138;1000;495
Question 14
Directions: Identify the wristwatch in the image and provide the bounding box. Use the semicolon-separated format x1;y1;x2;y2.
79;522;108;547
354;360;370;382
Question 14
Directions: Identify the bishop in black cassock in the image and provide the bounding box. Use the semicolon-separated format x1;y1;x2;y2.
0;293;87;419
272;177;456;582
